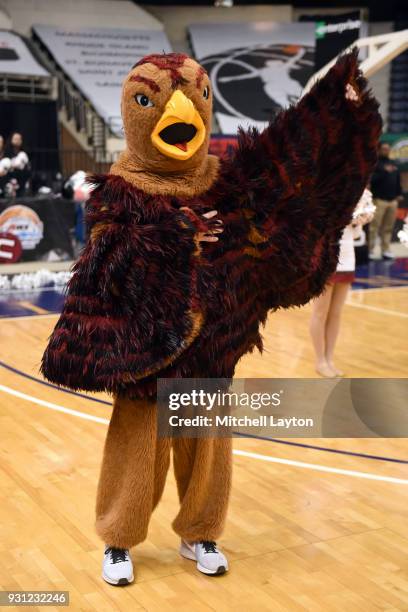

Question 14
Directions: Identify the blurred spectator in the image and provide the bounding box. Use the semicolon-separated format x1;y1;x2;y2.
51;172;64;195
5;132;31;197
65;170;91;202
63;170;91;248
31;171;54;196
369;142;403;260
0;134;11;197
0;135;7;165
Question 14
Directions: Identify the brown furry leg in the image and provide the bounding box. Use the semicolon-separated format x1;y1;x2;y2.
95;397;171;548
172;437;232;541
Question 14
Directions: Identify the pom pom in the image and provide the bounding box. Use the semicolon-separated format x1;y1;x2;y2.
398;216;408;248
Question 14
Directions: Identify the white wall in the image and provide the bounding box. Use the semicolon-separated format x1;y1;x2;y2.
143;4;293;53
0;0;163;35
0;6;12;29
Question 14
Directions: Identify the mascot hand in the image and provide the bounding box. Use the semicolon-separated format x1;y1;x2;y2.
180;207;224;243
345;83;359;102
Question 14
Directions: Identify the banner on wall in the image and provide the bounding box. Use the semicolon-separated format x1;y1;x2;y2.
0;30;49;77
0;197;75;264
189;22;315;134
32;25;171;135
381;133;408;171
299;11;366;71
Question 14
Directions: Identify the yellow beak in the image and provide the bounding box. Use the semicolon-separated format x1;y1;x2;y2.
151;90;206;160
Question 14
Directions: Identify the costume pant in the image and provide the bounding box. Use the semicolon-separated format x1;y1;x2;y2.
369;198;398;253
95;396;232;549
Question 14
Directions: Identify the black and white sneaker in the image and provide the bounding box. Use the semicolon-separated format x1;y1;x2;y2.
102;546;134;585
180;540;228;575
382;251;395;260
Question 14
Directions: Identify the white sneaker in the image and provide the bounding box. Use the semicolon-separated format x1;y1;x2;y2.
382;251;395;260
180;540;228;575
102;546;134;585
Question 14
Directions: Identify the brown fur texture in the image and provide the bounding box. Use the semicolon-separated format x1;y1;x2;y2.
111;55;219;197
95;397;232;548
41;175;220;394
41;50;382;551
42;51;382;398
111;150;219;197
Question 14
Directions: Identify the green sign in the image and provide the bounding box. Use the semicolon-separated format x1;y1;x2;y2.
315;21;326;39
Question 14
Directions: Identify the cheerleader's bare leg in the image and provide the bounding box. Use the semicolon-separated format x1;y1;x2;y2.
325;282;350;376
309;284;336;377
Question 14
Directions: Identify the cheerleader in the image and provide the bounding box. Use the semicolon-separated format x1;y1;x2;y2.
0;135;11;198
398;216;408;247
310;189;375;377
5;132;30;196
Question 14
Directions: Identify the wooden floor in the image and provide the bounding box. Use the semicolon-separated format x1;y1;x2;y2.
0;286;407;611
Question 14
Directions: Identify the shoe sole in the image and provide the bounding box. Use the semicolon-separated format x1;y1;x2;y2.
180;548;228;576
197;562;227;576
102;572;134;586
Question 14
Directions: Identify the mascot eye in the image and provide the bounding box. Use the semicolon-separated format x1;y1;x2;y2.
203;86;210;100
135;94;154;108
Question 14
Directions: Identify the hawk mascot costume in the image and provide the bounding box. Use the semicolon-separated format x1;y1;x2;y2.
42;50;381;583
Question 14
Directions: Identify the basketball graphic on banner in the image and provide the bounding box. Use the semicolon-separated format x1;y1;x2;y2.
201;44;314;133
0;205;44;250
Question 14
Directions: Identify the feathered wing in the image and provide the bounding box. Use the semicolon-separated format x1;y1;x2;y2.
41;175;213;393
217;49;382;310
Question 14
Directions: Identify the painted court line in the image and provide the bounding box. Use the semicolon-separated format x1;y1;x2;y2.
0;384;109;425
16;301;50;315
1;383;407;486
2;360;407;465
351;285;408;293
0;313;60;322
233;450;408;485
346;301;408;318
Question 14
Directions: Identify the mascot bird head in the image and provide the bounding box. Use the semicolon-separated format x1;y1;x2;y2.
120;53;213;177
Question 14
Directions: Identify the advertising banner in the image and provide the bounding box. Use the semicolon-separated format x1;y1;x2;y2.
33;25;171;135
189;22;315;133
0;30;49;77
299;11;365;71
0;197;75;263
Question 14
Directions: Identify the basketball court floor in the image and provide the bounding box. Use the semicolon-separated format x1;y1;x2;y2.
0;257;407;611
